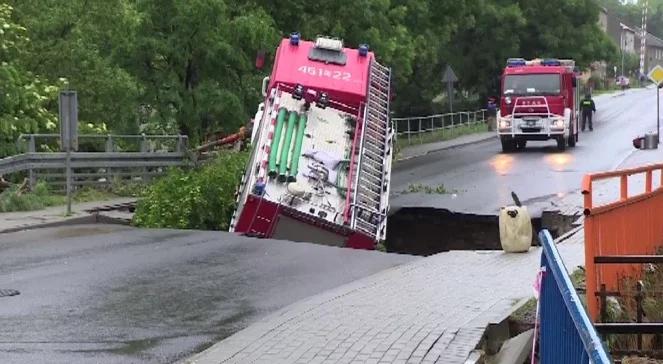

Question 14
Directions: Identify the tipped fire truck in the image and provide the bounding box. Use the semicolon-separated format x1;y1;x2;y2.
229;33;394;250
497;58;580;152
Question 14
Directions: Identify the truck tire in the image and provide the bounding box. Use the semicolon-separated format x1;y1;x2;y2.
516;140;527;150
567;124;576;147
556;136;566;151
501;136;515;153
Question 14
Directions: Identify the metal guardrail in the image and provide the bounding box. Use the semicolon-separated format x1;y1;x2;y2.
16;133;188;153
391;109;487;145
538;229;611;364
0;152;185;175
2;133;190;191
0;152;188;189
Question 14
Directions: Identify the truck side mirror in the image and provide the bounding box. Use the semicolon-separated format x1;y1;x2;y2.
572;76;577;88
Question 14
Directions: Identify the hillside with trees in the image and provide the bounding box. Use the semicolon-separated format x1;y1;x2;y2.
0;0;620;156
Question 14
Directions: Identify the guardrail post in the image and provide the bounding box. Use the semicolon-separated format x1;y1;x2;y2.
140;134;150;182
106;135;114;186
407;119;411;145
418;118;422;144
636;280;644;351
176;135;186;153
28;135;36;189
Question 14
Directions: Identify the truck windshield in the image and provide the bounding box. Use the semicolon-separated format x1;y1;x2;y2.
503;74;561;96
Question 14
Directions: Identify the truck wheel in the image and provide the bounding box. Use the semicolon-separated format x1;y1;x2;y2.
556;136;566;151
516;140;527;150
568;126;576;147
501;137;515;153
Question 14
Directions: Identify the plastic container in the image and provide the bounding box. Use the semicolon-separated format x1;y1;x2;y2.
499;205;532;253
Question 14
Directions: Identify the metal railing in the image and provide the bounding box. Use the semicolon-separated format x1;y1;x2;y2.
538;230;611;364
391;109;487;145
582;162;663;321
16;133;188;153
2;134;190;190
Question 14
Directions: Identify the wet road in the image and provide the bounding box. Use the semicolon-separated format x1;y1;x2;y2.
0;225;415;364
391;87;663;215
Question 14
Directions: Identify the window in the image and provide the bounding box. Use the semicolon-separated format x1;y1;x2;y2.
503;74;561;96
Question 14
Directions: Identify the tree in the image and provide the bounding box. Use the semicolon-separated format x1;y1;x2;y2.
8;0;141;135
129;0;279;143
0;4;64;157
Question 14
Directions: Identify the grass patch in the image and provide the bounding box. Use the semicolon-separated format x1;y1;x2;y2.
511;297;537;323
0;182;126;213
403;183;447;194
396;122;488;149
604;247;663;355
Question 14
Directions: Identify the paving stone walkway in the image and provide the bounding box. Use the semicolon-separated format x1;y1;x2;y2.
187;233;585;364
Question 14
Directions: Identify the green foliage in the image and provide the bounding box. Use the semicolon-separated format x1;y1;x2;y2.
0;182;62;212
132;151;248;230
0;183;125;212
0;4;64;158
405;183;447;194
0;0;620;158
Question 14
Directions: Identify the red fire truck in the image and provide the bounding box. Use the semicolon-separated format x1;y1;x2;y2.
229;33;394;250
496;58;580;152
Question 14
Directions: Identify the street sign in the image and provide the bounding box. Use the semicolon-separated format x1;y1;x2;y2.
442;65;458;83
442;65;458;112
648;66;663;145
647;65;663;85
59;91;78;152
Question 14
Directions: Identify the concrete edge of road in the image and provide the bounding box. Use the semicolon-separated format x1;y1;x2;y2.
395;133;496;162
0;213;131;235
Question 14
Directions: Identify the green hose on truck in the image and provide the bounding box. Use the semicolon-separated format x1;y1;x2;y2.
268;108;288;177
278;111;298;182
287;113;308;182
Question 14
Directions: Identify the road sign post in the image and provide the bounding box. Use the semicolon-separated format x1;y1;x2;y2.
647;66;663;144
59;91;78;215
442;65;458;113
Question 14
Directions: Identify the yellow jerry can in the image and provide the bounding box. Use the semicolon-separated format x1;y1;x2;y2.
499;205;532;253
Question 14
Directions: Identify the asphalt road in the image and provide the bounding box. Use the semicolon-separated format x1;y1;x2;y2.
391;87;663;215
0;225;415;364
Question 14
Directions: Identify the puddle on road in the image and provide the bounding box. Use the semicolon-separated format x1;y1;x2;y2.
385;208;579;256
54;226;130;239
108;338;160;355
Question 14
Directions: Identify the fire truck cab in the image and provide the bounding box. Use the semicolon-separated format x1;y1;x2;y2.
497;58;579;152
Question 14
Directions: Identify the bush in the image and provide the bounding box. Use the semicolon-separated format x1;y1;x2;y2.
0;181;64;212
132;151;249;230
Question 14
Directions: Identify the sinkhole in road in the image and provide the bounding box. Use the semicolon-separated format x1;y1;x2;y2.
385;208;579;256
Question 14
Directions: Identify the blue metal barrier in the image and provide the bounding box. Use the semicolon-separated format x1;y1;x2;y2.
538;230;611;364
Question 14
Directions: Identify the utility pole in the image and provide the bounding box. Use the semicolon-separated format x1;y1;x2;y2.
640;0;648;77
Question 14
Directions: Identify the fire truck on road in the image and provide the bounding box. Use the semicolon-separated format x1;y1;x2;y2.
496;58;580;152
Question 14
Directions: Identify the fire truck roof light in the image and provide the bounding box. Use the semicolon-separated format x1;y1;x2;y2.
290;32;300;46
542;59;561;66
507;58;526;67
315;37;343;52
359;44;369;57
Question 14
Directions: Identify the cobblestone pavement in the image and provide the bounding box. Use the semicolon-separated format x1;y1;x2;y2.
186;235;585;364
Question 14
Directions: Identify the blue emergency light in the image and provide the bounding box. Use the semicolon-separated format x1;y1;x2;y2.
290;32;300;46
359;44;369;57
542;59;561;66
506;58;526;67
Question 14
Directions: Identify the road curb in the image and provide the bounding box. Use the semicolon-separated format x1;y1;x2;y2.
0;213;131;235
395;134;495;162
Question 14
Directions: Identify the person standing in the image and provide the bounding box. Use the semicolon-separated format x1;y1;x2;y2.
486;96;497;131
580;93;596;132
